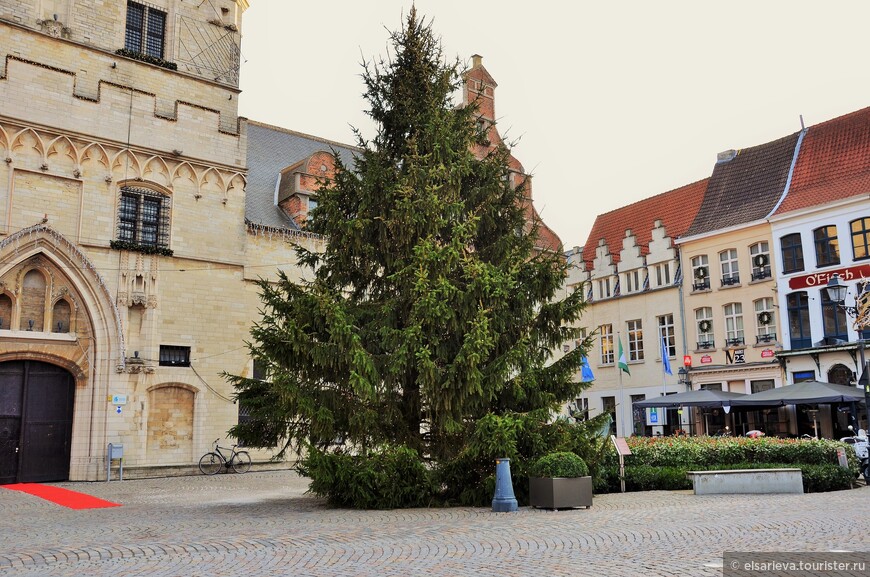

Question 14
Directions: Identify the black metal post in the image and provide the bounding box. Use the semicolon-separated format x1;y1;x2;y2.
860;341;870;432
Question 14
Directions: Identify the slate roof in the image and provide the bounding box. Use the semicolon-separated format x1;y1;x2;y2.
245;120;563;252
245;120;359;230
774;106;870;215
582;179;708;268
682;132;801;237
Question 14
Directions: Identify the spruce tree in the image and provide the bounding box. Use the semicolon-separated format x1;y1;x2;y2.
228;8;587;461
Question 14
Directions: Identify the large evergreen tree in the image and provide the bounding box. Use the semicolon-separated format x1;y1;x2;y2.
228;9;587;461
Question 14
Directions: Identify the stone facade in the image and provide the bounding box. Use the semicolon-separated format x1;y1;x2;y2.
0;0;268;481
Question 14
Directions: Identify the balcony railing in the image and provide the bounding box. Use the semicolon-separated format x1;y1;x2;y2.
696;340;714;350
756;332;777;344
725;336;745;347
751;266;772;281
692;279;711;291
721;273;740;286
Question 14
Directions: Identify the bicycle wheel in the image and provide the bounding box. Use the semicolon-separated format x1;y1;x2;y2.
231;451;251;474
199;452;223;475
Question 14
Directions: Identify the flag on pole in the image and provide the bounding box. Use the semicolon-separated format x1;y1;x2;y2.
617;338;630;375
660;334;673;375
580;356;595;382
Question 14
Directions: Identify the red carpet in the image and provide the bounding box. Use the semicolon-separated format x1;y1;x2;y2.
2;483;121;509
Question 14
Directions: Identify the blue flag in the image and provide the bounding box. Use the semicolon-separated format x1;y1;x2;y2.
580;356;595;382
660;334;673;375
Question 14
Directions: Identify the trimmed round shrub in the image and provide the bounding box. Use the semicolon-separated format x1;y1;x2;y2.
529;452;589;478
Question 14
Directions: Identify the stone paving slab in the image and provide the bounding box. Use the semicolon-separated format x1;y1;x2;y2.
0;471;867;576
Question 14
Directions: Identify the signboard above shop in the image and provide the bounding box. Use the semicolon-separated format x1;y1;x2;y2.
788;264;870;290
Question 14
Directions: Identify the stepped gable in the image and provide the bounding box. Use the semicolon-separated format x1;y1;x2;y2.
245;120;358;230
582;179;708;268
683;132;801;237
775;106;870;215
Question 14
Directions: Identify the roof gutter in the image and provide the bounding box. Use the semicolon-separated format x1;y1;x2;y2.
765;127;808;219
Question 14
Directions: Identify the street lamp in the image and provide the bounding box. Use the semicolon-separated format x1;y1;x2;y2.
824;273;870;432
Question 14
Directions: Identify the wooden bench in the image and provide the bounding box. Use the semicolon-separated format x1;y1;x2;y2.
685;468;803;495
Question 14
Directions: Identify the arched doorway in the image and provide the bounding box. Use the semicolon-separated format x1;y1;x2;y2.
0;361;75;484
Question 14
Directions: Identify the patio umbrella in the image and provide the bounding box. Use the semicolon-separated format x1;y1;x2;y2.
632;389;747;408
729;380;866;406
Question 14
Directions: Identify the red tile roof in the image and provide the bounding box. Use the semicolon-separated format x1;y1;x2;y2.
776;106;870;215
582;179;708;269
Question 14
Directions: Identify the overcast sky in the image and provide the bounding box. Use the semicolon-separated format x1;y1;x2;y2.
237;1;870;250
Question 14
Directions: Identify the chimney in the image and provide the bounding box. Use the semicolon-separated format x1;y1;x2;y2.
716;149;738;163
472;54;483;68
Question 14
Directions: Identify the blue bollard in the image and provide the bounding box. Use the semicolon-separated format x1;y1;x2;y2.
491;457;518;512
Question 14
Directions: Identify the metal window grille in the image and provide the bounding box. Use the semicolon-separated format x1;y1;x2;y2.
125;1;165;59
159;345;190;367
117;187;170;248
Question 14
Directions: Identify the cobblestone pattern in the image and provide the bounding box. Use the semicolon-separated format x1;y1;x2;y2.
1;472;867;576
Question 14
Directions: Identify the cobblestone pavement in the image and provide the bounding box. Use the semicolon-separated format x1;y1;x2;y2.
1;471;868;577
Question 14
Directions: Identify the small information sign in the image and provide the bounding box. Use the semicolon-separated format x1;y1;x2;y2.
612;436;632;456
111;394;127;406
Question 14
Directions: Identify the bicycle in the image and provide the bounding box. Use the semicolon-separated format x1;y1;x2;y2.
198;438;252;475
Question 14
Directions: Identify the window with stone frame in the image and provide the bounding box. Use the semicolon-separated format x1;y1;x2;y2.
658;314;676;358
655;262;671;288
597;277;611;299
851;217;870;261
627;319;644;361
695;307;714;349
780;233;804;273
625;269;640;293
754;297;775;342
125;1;167;59
159;345;190;367
749;241;771;280
116;186;171;250
723;302;744;345
599;324;614;365
813;225;840;267
719;249;739;285
691;255;710;290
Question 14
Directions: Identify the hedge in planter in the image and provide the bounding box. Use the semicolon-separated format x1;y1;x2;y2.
528;452;593;509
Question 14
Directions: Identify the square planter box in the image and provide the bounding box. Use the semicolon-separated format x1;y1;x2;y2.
529;476;593;509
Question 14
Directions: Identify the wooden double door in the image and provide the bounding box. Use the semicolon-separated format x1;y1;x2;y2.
0;361;75;485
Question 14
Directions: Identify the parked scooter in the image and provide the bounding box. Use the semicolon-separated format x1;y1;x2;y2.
840;426;870;482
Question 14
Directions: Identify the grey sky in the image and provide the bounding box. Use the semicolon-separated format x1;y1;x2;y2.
238;1;870;249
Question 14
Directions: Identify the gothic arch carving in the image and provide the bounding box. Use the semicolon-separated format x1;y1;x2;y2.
0;125;10;158
142;155;172;189
111;150;142;181
80;142;111;174
199;166;225;192
0;224;126;369
10;127;47;164
45;135;79;174
170;161;198;188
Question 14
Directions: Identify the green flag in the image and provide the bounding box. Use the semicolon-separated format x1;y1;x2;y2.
617;338;630;375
